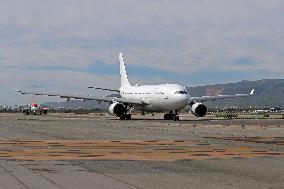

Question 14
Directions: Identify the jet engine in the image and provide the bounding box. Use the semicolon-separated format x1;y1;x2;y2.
191;102;207;117
108;102;126;117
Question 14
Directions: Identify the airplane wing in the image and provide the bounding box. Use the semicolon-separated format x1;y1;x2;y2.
189;89;254;103
16;89;147;106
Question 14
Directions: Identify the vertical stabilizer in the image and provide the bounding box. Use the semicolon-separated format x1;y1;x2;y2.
32;95;36;106
119;53;131;87
32;95;35;104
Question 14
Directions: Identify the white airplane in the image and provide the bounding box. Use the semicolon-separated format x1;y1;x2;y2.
17;53;254;120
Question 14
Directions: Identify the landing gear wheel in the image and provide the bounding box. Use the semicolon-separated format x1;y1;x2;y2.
164;114;170;120
164;111;180;121
126;114;132;120
120;115;126;120
173;116;179;121
120;114;132;120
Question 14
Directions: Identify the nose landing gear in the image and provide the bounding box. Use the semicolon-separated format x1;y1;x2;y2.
164;111;180;121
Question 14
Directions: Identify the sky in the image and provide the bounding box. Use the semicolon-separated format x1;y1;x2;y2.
1;0;284;105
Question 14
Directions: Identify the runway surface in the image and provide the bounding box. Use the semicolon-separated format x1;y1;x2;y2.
0;113;283;189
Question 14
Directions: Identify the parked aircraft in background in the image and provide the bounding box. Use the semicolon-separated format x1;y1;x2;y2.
17;53;254;120
22;95;48;115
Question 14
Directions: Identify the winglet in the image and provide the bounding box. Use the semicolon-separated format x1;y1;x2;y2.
15;88;32;95
250;89;255;95
15;88;22;94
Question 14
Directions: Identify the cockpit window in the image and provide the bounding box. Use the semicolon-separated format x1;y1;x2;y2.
174;91;188;94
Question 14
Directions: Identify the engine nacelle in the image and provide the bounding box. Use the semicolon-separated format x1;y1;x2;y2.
191;102;207;117
108;102;126;117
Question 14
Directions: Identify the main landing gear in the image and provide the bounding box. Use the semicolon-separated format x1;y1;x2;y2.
25;110;30;115
119;104;132;120
120;113;132;120
164;111;180;121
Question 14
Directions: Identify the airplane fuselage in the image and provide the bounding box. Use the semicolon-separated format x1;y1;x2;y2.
120;84;189;112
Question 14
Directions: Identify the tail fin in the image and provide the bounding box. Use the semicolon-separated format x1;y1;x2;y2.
119;53;131;87
32;95;36;105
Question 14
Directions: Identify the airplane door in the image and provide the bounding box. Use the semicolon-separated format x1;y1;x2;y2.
155;88;168;109
163;94;169;109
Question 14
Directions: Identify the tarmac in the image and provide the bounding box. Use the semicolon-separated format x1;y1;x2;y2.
0;113;283;189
